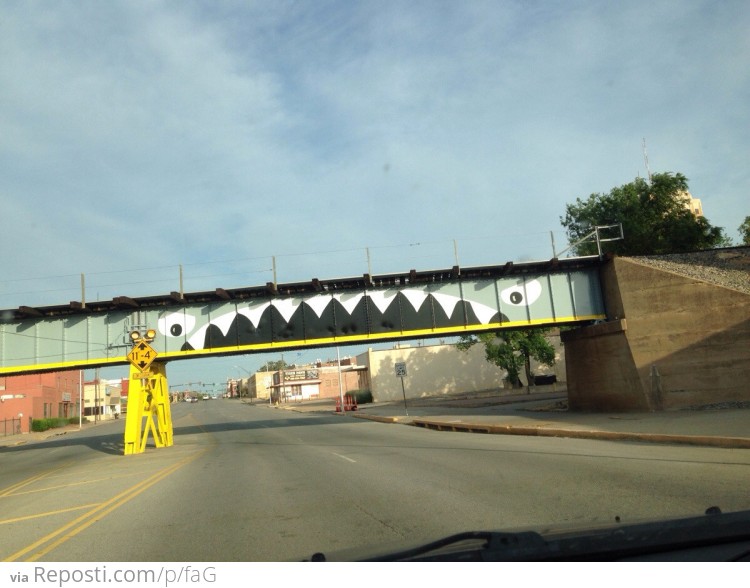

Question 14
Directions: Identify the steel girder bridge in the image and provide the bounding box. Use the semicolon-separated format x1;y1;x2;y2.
0;256;606;453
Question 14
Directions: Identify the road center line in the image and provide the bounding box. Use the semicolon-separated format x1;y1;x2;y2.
0;462;74;498
0;503;102;526
6;473;142;497
332;452;356;463
3;447;210;562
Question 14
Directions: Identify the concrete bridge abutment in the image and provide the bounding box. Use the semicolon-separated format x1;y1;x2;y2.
562;252;750;411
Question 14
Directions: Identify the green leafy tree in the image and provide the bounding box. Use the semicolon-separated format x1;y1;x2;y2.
258;359;289;372
714;233;735;248
561;172;728;256
457;329;556;388
740;216;750;246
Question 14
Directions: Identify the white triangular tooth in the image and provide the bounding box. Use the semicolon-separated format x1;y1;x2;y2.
367;290;398;314
431;292;461;319
333;293;365;315
469;301;499;324
212;312;237;336
271;298;301;323
305;294;333;318
402;289;429;312
238;301;271;328
187;325;210;350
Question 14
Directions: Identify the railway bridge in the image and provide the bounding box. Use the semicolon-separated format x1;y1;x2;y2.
2;248;749;452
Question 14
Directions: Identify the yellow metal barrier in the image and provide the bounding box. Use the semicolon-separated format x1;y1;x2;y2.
123;361;173;455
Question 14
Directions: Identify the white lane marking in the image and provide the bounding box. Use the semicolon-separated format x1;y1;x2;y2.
332;452;356;463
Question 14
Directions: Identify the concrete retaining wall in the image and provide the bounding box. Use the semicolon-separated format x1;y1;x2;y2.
563;255;750;411
361;336;565;403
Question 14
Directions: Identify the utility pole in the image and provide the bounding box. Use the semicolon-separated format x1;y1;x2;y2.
95;368;100;422
642;138;652;183
336;346;345;414
78;370;83;429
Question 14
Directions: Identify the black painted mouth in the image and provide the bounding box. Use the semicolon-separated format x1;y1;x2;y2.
177;301;510;352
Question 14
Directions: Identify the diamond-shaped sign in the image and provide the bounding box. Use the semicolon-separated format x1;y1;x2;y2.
127;341;158;371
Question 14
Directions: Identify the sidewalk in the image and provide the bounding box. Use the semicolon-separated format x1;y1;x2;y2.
271;392;750;449
0;419;112;448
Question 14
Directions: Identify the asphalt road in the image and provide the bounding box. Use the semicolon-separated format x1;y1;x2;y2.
2;399;749;561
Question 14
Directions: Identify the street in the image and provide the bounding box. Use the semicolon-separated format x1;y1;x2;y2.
2;399;749;561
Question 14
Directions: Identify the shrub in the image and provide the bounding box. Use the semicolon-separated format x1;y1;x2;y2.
31;419;50;432
48;418;69;429
31;418;72;432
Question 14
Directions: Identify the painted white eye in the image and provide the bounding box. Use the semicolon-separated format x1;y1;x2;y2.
158;312;196;338
500;279;542;307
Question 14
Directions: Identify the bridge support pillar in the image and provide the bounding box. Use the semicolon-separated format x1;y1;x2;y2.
124;362;174;455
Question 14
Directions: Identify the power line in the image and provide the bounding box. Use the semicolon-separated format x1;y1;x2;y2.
0;230;563;305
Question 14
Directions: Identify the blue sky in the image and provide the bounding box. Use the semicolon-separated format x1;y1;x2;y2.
1;1;748;387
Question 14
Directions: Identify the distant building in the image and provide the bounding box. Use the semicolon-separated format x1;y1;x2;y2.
226;378;240;398
317;363;368;399
0;371;82;434
245;372;275;400
236;356;369;404
244;336;565;405
82;378;122;420
676;190;703;217
266;358;367;403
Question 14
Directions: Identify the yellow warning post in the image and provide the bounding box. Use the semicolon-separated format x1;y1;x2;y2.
123;330;173;455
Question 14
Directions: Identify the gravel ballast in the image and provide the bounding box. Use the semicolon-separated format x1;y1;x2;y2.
626;247;750;295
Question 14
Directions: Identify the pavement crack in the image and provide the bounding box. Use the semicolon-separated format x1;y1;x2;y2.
351;502;406;539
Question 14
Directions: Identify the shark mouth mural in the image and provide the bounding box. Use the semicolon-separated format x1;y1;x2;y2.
157;279;544;352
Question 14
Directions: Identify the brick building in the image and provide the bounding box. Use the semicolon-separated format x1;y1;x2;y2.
267;358;367;403
0;370;82;434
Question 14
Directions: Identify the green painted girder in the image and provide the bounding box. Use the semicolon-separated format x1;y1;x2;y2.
0;258;606;375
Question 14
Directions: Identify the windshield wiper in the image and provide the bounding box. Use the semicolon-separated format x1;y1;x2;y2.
308;507;750;561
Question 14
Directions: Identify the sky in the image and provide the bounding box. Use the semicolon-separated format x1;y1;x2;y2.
1;0;748;388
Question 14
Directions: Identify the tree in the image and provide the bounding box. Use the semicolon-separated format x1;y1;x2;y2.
457;329;556;388
561;172;729;256
258;359;289;372
740;216;750;246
